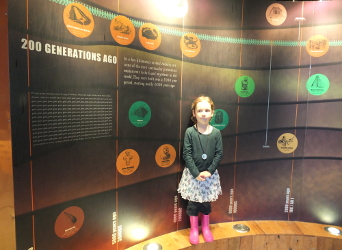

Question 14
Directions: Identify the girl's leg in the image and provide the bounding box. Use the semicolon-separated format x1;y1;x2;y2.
189;216;199;244
201;202;214;242
187;201;201;244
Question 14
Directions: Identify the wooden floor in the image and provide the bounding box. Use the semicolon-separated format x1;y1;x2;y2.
127;221;342;250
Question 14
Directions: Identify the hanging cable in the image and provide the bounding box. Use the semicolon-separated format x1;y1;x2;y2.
263;41;272;148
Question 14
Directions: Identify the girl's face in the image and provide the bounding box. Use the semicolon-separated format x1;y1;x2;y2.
192;101;213;126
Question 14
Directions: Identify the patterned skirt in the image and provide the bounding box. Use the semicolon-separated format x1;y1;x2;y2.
177;168;222;203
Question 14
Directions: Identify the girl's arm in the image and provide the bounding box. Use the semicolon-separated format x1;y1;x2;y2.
207;130;223;174
183;129;201;178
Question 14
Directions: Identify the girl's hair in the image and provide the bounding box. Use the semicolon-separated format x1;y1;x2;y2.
191;95;215;123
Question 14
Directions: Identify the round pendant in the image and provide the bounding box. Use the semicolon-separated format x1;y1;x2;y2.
202;154;207;160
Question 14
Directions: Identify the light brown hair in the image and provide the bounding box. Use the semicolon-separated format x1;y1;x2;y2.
190;95;215;123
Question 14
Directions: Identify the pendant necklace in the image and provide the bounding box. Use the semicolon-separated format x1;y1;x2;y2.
196;125;209;160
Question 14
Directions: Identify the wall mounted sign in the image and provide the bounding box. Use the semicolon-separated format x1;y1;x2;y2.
210;109;229;130
116;149;140;175
63;3;94;38
180;33;201;57
235;76;255;97
110;15;135;45
306;35;329;57
129;101;151;127
139;23;161;50
306;74;330;96
277;133;298;154
266;3;287;26
155;144;176;168
55;206;85;238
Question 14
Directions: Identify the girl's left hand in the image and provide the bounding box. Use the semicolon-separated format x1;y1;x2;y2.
196;175;206;181
199;171;211;180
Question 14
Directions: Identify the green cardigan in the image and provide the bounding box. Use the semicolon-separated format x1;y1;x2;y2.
183;126;223;178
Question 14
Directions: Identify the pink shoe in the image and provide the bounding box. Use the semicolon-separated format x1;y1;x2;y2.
201;214;214;242
189;216;199;244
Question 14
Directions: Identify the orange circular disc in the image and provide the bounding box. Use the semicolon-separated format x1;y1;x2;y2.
139;23;161;50
54;206;84;238
155;144;176;168
63;3;94;38
180;33;201;57
116;149;140;175
110;15;135;45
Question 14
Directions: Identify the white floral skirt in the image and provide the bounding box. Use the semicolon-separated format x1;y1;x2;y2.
177;168;222;203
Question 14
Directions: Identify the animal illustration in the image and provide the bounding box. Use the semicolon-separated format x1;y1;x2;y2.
113;19;132;35
183;35;198;49
64;212;77;224
278;136;294;146
142;27;158;40
68;5;92;25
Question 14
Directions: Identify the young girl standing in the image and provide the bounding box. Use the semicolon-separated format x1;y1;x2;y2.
178;95;223;244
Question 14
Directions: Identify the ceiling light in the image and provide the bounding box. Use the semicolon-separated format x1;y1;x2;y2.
154;0;188;18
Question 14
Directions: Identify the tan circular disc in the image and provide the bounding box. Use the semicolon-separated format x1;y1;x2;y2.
266;3;287;26
306;35;329;57
277;133;298;154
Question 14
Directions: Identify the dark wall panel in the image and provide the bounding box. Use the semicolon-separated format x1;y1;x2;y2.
8;0;342;249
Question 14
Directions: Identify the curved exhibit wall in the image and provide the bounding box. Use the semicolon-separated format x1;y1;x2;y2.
8;0;342;249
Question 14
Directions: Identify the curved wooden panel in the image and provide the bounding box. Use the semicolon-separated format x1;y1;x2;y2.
127;221;342;250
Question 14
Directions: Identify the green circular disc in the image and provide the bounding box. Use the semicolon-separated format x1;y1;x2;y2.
129;101;151;127
235;76;255;97
210;109;229;130
306;74;330;95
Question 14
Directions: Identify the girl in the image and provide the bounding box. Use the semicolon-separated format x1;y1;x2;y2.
178;95;223;244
